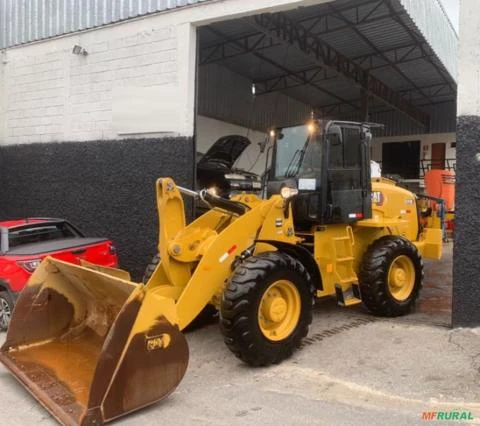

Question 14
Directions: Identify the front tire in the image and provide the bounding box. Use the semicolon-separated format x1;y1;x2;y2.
0;291;14;331
359;236;423;317
220;252;314;366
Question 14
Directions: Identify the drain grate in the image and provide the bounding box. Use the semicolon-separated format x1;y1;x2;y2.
300;317;376;348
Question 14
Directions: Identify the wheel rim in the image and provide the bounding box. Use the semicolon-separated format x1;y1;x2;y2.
258;279;301;341
387;255;415;301
0;297;11;330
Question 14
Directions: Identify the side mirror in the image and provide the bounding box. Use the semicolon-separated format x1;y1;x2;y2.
361;129;372;143
328;125;343;146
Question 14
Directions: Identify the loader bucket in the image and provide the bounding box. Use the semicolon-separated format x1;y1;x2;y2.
0;257;189;425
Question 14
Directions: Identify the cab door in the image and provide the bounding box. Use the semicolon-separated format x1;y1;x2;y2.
324;123;372;224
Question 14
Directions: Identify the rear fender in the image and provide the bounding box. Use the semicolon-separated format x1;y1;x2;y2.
415;228;443;260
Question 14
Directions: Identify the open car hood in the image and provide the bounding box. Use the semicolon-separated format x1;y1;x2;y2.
198;135;251;169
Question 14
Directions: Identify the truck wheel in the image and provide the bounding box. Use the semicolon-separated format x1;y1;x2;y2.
142;254;218;330
142;253;161;284
0;291;13;331
220;252;314;366
359;236;423;317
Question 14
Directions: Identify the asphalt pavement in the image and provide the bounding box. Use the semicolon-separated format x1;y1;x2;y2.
1;301;479;425
1;243;479;425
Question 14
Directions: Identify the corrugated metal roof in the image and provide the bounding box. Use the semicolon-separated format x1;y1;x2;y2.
198;0;457;135
199;62;456;136
400;0;458;81
198;63;311;130
0;0;214;49
370;101;457;136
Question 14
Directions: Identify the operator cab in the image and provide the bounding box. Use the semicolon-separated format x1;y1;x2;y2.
267;120;375;229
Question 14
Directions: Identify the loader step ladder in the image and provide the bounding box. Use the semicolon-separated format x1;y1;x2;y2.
332;226;362;307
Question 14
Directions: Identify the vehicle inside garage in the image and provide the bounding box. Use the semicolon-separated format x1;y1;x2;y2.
195;0;457;326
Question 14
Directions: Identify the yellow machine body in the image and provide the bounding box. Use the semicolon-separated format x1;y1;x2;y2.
0;177;442;425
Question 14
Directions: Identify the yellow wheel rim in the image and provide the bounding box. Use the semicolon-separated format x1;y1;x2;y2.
258;280;301;341
387;255;415;301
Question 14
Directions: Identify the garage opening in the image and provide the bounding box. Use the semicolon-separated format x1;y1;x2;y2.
194;0;457;327
382;141;420;179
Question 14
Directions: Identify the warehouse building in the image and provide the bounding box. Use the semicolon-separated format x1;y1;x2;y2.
0;0;467;322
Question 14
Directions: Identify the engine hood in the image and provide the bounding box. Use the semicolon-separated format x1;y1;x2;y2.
198;135;251;169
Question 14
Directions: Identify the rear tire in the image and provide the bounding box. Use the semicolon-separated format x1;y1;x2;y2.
220;252;314;366
359;236;423;317
142;254;218;330
0;291;14;332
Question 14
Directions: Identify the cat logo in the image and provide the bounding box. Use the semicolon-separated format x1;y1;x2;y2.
146;334;171;351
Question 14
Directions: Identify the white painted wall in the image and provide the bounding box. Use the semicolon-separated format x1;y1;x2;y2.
0;16;194;144
0;51;6;143
196;115;268;175
0;0;333;146
457;0;480;116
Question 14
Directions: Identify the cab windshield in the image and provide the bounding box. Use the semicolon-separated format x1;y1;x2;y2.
273;124;323;178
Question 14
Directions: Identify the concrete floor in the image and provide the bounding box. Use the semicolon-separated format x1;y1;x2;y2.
2;243;475;426
326;242;454;327
407;241;453;326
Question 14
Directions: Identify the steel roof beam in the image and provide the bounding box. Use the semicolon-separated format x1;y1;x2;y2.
315;102;358;118
314;97;455;121
398;83;456;102
200;1;406;66
289;0;406;36
327;2;435;104
249;12;430;128
204;26;360;111
383;0;456;95
253;47;440;97
253;67;338;95
200;32;271;65
201;27;433;69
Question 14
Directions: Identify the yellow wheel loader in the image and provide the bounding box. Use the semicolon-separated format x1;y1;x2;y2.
0;120;443;425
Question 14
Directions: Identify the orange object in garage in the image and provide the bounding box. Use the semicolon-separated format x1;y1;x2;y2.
424;169;455;211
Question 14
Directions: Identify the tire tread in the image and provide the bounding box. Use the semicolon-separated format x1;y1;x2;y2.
220;252;314;366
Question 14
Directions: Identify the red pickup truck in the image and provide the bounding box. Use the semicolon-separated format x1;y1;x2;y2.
0;218;118;330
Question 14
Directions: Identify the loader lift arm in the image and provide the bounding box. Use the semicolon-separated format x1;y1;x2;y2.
0;178;301;425
148;178;300;330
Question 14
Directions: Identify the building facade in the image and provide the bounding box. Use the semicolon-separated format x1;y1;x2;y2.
0;0;464;317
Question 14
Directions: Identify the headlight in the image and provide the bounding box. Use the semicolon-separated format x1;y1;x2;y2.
280;187;299;199
17;259;42;273
207;187;218;196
